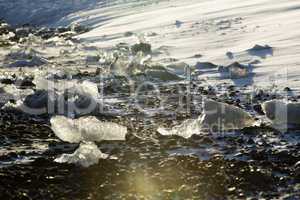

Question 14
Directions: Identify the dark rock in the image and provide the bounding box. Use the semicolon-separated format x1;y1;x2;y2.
284;87;292;92
195;62;218;69
226;51;234;59
72;24;89;34
131;43;152;55
15;79;35;89
15;27;32;38
253;104;264;115
57;27;71;33
0;78;14;85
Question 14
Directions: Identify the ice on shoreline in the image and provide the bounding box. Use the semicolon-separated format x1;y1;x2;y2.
262;100;300;126
158;99;255;138
201;100;255;130
51;116;127;167
54;141;111;167
23;78;101;116
50;116;127;143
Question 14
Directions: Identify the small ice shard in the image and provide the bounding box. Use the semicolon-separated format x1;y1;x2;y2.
54;142;110;167
33;77;77;92
157;118;202;138
67;80;99;99
50;116;127;143
218;62;249;78
145;69;183;81
2;84;33;97
166;62;190;76
1;99;23;110
262;100;300;126
158;100;255;138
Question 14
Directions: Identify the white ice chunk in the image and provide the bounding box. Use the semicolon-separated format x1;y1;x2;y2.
26;78;102;116
262;100;300;126
157;99;255;138
200;99;255;130
50;116;127;143
54;142;109;167
68;80;99;98
33;77;78;92
165;62;189;76
2;85;34;97
157;118;202;138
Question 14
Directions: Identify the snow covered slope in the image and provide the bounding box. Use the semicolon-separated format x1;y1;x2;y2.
2;0;300;89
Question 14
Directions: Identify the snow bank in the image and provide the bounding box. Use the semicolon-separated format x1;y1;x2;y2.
54;141;109;167
158;99;255;138
50;116;127;143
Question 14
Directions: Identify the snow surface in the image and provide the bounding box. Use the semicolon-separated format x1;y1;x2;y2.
1;0;300;89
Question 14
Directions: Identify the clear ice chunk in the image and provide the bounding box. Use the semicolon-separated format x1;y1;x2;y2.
157;99;255;138
262;100;300;126
54;142;110;167
50;116;127;143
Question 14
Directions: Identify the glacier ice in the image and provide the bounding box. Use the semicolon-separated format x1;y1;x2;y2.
262;100;300;126
157;99;255;138
50;116;127;143
54;142;109;168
